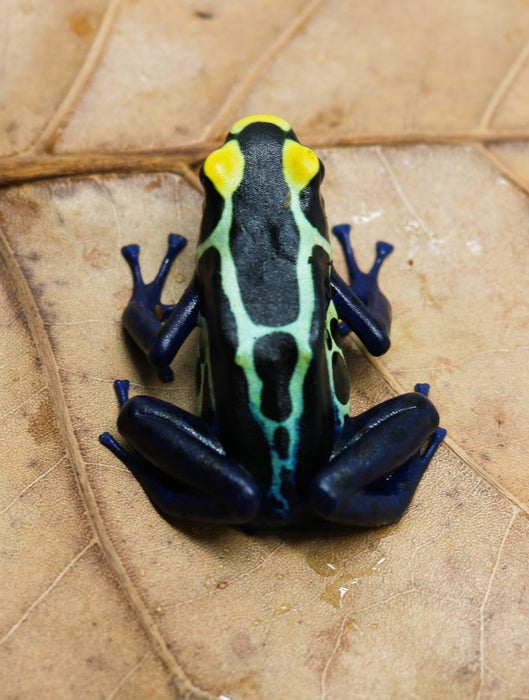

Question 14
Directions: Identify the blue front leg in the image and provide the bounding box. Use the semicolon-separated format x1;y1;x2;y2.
331;223;393;356
120;234;200;381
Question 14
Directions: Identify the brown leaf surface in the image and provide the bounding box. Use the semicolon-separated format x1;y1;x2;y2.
1;2;529;698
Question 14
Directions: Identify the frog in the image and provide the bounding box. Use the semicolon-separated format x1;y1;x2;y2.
99;114;446;528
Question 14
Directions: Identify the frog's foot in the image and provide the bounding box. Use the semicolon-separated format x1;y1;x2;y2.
332;224;393;299
332;224;393;337
122;233;187;321
99;379;132;464
121;235;188;381
332;224;393;336
100;387;261;524
311;389;444;527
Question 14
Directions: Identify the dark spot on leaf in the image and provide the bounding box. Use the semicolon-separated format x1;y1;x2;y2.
69;10;96;37
194;10;214;19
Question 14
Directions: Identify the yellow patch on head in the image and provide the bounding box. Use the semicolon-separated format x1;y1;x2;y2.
230;114;291;134
282;139;320;194
203;139;244;198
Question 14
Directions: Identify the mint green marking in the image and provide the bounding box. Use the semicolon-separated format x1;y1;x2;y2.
324;302;351;433
197;143;349;515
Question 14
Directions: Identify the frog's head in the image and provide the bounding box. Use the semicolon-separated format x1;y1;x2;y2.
199;115;327;241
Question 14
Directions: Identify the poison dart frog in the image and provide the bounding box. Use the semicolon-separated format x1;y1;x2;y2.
100;114;446;528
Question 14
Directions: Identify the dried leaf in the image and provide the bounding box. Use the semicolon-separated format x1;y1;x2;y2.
1;2;529;698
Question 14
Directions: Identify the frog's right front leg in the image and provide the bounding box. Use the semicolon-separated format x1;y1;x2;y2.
121;233;201;382
100;381;261;524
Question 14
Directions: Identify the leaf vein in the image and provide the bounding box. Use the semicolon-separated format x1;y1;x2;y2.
479;35;529;129
0;538;96;646
475;508;517;699
0;456;66;516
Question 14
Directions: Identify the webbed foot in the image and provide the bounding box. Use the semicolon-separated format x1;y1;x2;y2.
332;224;393;299
121;234;187;381
332;223;393;337
122;233;187;321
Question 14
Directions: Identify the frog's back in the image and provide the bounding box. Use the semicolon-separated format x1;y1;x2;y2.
196;116;350;524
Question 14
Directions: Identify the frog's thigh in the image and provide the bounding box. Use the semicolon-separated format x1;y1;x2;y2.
117;396;260;523
310;392;440;527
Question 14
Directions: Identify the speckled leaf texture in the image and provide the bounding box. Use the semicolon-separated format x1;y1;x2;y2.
1;1;528;698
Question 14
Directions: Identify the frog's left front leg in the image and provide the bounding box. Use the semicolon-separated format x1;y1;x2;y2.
331;223;393;356
121;234;200;382
100;381;260;524
310;385;446;527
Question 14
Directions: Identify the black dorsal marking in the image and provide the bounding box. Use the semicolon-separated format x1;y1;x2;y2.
273;426;290;459
230;123;300;326
332;350;349;405
198;171;225;243
254;332;298;422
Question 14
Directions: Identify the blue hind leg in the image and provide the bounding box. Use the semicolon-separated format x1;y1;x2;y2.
99;381;261;524
311;384;446;527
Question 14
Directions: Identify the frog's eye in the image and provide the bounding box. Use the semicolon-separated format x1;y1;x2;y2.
282;140;321;194
203;140;245;198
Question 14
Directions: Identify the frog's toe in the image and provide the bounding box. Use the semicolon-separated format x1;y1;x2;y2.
332;223;352;242
167;233;187;253
376;241;394;258
113;378;130;407
370;241;393;280
121;243;140;262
